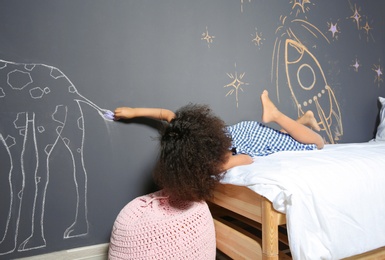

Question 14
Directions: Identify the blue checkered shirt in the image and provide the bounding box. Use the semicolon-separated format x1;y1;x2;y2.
226;121;317;157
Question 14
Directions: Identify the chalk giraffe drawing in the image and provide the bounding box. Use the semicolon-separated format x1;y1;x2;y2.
0;59;113;255
240;0;251;13
272;17;343;143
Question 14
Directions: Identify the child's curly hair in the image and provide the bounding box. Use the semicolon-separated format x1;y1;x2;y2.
154;103;231;202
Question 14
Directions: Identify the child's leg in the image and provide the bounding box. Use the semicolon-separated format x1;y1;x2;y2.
280;111;320;133
261;90;324;149
296;111;321;131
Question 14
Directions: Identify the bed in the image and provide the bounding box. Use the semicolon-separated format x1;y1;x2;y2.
209;97;385;260
210;142;385;259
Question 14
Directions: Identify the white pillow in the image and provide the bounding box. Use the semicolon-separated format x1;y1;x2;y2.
375;97;385;141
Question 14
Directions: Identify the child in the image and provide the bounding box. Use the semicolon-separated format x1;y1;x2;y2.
114;90;324;202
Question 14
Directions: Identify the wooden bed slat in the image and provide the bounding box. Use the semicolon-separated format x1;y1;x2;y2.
212;184;285;225
210;184;287;260
209;202;289;247
212;184;263;223
214;218;263;259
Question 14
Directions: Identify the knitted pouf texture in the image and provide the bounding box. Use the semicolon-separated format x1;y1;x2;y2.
108;190;216;259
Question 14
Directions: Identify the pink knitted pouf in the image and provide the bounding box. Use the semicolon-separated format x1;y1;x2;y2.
108;190;216;259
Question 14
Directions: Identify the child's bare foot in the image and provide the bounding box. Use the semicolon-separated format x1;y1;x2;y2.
261;90;281;123
298;111;321;131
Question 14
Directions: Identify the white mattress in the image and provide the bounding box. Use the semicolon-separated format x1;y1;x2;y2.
221;142;385;260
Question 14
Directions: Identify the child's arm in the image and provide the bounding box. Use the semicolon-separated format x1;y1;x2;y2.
114;107;176;122
222;151;253;171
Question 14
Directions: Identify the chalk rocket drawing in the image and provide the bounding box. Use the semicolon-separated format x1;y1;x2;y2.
290;0;313;17
0;59;113;255
272;17;343;143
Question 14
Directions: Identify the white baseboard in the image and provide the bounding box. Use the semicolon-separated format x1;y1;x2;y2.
16;243;109;260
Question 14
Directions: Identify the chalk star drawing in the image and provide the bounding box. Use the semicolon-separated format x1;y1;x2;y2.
272;16;343;144
373;63;383;86
361;18;375;42
327;22;340;39
201;26;215;48
362;21;372;34
351;58;361;72
251;28;265;49
0;59;113;256
224;63;249;108
347;2;375;42
348;2;362;29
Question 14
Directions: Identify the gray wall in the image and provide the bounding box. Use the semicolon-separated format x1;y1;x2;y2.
0;0;384;258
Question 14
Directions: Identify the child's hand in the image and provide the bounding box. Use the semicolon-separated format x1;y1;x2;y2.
114;107;136;120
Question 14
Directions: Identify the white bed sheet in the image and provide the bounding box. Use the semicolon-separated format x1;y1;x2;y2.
221;142;385;260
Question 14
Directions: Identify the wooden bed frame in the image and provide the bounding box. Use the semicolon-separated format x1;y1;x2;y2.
209;183;385;260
